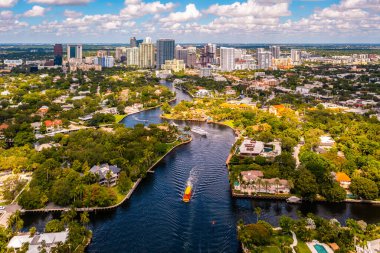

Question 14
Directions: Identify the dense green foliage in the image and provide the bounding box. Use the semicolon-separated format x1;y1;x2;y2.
17;125;178;209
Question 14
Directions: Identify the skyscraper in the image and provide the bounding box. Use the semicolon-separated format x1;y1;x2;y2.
201;43;216;66
291;49;302;64
175;45;188;63
53;44;63;66
126;47;139;66
139;37;155;68
257;51;273;69
95;56;114;68
220;47;235;72
270;46;281;59
67;44;82;61
115;47;127;62
156;39;175;69
130;37;137;47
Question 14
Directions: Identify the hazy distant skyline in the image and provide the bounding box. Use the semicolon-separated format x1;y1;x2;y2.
0;0;379;43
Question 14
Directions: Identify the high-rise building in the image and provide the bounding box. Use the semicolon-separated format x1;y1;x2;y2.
97;50;108;57
220;47;235;72
67;45;83;61
139;37;155;68
126;47;139;66
175;45;188;63
161;59;185;72
156;39;175;69
95;56;114;68
256;48;265;59
187;51;197;68
257;51;273;69
270;46;281;59
130;37;137;47
201;43;216;66
115;47;127;62
291;49;302;64
136;39;143;47
53;44;63;66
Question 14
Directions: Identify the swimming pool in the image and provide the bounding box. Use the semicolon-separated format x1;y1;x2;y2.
263;147;273;152
314;244;328;253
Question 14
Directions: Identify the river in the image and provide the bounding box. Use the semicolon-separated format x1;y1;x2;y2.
22;81;380;253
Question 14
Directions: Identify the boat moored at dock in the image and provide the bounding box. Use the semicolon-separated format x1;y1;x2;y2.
286;196;302;203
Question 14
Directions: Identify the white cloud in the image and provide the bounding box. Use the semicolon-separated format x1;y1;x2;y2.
0;0;18;8
64;9;83;18
120;0;175;18
28;0;91;5
124;0;140;4
0;10;28;32
24;5;47;17
160;4;201;23
282;0;380;34
204;0;291;18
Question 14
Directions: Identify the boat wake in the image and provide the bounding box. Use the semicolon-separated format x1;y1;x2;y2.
132;115;149;123
186;166;199;188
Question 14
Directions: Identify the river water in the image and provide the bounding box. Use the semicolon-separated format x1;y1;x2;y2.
22;81;380;253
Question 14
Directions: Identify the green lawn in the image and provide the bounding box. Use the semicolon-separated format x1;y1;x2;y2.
114;114;127;123
222;120;235;128
296;241;312;253
262;246;281;253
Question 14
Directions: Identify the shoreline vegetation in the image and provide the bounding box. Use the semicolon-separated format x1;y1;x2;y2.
160;98;380;205
20;137;192;213
116;97;177;123
238;213;380;253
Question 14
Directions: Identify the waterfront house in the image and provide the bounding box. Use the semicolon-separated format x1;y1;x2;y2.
238;138;281;158
7;231;68;253
241;170;264;183
235;170;290;195
90;164;121;187
333;172;351;190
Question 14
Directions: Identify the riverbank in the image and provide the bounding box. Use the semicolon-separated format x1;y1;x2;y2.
117;96;177;123
20;137;192;214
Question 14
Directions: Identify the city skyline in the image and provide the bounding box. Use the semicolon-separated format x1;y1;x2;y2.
0;0;380;43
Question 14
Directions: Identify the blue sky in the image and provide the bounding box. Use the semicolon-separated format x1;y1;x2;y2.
0;0;379;43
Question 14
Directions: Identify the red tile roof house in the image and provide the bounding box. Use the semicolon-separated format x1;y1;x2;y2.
0;123;9;138
44;120;63;133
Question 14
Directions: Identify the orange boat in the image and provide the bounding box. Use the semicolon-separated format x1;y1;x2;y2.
183;185;192;202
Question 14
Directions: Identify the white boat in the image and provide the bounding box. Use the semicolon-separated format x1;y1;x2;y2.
171;122;179;127
191;127;207;136
286;196;302;203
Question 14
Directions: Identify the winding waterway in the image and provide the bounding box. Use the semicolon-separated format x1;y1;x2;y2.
22;81;380;253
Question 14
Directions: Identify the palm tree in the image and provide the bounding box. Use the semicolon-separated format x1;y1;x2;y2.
254;207;262;223
256;178;262;193
263;181;270;194
8;210;23;233
80;211;90;228
274;178;280;194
